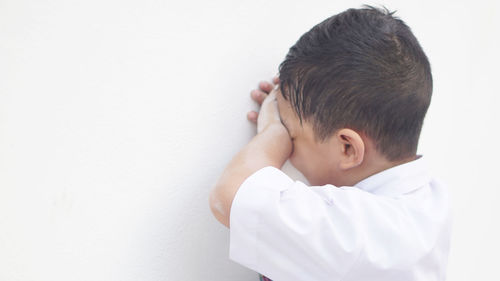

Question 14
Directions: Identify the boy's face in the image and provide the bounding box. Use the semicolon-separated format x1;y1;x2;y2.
276;88;344;186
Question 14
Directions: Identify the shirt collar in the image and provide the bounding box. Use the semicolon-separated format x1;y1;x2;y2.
353;155;431;197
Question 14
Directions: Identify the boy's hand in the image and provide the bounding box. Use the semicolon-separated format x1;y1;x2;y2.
247;75;284;134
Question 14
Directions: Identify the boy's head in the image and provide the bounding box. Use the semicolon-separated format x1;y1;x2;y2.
275;5;432;186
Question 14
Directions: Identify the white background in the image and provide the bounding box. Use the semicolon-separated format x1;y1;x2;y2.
1;0;499;280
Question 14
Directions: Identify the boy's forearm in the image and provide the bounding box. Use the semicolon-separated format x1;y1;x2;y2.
209;123;293;228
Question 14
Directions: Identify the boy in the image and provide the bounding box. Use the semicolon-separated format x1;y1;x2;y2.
209;5;452;281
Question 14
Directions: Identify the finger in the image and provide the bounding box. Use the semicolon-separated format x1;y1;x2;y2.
272;75;280;84
259;81;275;94
247;111;258;123
250;89;267;105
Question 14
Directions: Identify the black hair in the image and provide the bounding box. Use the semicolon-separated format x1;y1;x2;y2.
278;4;432;161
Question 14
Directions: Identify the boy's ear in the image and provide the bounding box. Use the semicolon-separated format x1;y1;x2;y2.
337;128;365;170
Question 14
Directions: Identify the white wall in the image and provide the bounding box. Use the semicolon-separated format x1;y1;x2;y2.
1;0;498;280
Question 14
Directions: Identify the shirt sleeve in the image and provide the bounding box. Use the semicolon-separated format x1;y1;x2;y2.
228;166;367;281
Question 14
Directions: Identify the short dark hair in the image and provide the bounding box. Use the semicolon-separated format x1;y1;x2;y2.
278;5;432;161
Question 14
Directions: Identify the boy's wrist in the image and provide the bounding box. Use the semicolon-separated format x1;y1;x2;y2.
257;122;293;165
260;122;288;137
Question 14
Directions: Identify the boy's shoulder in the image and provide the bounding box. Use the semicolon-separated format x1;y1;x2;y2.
229;156;452;281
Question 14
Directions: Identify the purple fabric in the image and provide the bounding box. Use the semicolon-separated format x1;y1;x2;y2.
259;274;273;281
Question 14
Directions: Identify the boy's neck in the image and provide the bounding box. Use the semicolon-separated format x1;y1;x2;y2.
347;154;419;187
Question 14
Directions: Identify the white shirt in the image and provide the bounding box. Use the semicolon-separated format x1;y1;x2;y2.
229;155;452;281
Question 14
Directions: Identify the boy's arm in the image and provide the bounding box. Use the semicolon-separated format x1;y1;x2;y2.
209;84;292;228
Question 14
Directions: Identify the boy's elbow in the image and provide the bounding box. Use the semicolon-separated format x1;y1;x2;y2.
209;188;230;228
